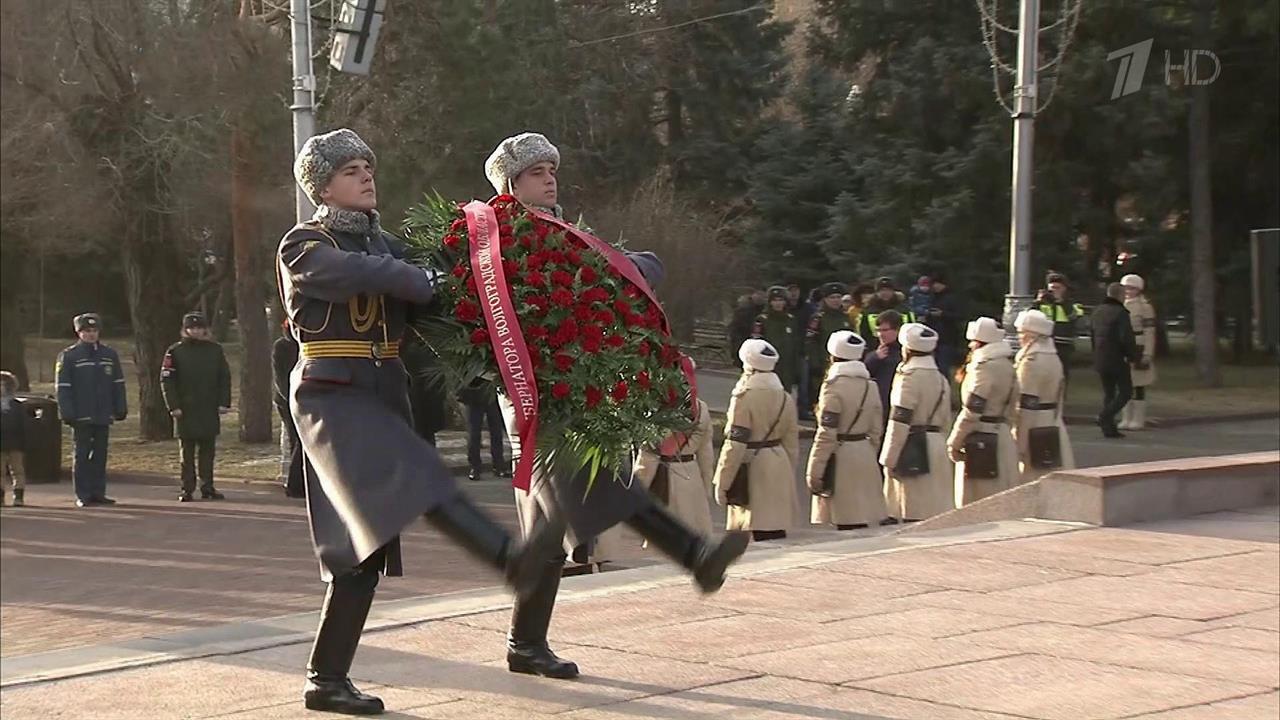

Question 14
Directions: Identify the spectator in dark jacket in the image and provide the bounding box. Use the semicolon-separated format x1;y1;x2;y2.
864;310;905;424
925;273;963;378
1;370;24;507
1090;283;1141;438
728;290;766;369
271;323;305;499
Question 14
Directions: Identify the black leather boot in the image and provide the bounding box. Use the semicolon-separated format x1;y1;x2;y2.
425;493;565;599
507;557;579;679
303;571;384;715
625;500;750;593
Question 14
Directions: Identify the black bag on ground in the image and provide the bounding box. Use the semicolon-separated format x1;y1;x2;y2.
963;432;1000;480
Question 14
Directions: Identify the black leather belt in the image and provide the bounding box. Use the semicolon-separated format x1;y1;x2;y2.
1019;400;1058;411
909;425;942;433
979;416;1007;423
746;439;782;450
660;454;697;463
837;433;869;442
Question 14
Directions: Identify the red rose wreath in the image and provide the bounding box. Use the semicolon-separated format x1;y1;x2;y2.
402;194;696;491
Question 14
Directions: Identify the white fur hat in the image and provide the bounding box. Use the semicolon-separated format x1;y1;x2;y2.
1120;274;1145;291
826;330;867;360
1015;309;1055;337
738;339;780;372
899;323;939;353
966;317;1004;344
484;132;560;196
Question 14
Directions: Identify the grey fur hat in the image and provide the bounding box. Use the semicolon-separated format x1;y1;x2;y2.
294;128;377;205
485;132;560;196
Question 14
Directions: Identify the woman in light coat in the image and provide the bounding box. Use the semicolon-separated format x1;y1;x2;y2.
1013;310;1076;485
806;331;885;529
714;339;800;541
946;317;1021;506
1120;274;1157;430
633;397;715;537
881;323;954;522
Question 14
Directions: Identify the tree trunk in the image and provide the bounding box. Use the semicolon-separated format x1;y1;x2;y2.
0;244;30;390
121;190;187;440
1188;0;1221;386
230;123;273;443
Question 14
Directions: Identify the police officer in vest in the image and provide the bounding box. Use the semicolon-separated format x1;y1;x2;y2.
56;313;127;508
1036;272;1085;388
859;277;916;351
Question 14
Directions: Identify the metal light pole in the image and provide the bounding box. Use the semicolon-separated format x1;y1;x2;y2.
290;0;317;222
1002;0;1040;338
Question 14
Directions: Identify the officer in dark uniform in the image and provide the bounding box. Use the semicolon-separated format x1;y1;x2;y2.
803;282;851;419
281;128;561;715
750;286;798;392
272;321;306;498
161;312;232;503
56;313;127;508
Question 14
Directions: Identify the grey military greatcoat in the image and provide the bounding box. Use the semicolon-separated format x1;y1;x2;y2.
278;221;459;581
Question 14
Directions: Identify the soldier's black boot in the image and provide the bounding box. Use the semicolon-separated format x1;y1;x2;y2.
12;488;24;507
304;570;383;715
507;557;579;679
625;501;750;593
424;494;565;599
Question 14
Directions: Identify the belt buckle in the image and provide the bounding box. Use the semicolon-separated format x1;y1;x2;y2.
370;342;384;359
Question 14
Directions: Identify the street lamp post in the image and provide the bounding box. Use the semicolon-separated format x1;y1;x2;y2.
1002;0;1040;338
290;0;317;222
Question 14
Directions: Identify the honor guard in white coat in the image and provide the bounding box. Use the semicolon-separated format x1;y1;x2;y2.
632;388;716;538
1013;310;1076;485
880;323;955;522
714;339;800;541
805;331;886;529
946;317;1021;506
1120;274;1157;430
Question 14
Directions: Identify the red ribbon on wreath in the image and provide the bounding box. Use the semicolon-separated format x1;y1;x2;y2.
464;201;539;491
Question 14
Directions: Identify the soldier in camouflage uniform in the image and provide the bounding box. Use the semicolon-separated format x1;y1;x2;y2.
750;286;799;392
802;282;851;418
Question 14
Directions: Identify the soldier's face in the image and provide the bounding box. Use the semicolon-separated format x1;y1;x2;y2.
321;159;376;211
877;288;894;302
186;327;211;341
1124;286;1140;299
770;298;786;312
1048;282;1067;300
512;162;557;207
78;328;99;344
824;294;842;310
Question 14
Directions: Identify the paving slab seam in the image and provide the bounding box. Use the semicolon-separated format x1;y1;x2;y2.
842;664;1046;720
1108;688;1280;720
0;520;1086;689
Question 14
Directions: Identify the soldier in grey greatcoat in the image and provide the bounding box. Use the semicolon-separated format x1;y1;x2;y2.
486;132;750;681
279;129;560;716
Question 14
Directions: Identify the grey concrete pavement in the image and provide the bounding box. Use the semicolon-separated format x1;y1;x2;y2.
2;509;1276;719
